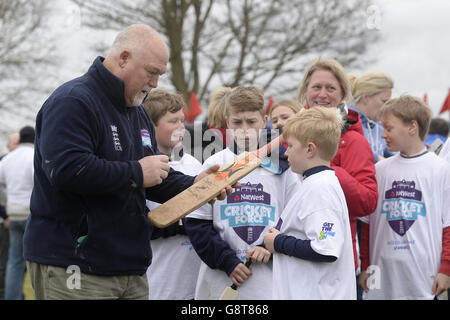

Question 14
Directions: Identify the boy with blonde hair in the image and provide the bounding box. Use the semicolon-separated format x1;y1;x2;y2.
359;95;450;299
185;86;299;299
252;107;356;299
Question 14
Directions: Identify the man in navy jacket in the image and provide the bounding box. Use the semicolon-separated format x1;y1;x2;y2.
23;24;229;300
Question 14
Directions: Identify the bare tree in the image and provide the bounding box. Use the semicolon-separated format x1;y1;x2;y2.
71;0;378;108
0;0;60;137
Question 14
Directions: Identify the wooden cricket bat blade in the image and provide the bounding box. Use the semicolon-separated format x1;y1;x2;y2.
218;260;251;300
148;151;262;228
219;285;239;300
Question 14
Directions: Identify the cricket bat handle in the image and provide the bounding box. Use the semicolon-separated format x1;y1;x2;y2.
253;134;284;159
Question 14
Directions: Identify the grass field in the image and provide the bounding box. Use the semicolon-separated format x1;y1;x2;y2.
18;271;450;300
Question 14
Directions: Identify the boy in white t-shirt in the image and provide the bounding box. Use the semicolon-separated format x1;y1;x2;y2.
143;89;203;300
184;86;299;300
250;107;356;300
359;95;450;299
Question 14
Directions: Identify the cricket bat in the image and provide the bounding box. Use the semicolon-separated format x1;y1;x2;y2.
219;260;252;300
147;135;283;228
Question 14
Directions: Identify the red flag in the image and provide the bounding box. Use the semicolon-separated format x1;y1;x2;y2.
423;93;428;105
184;92;202;123
439;89;450;114
265;95;274;116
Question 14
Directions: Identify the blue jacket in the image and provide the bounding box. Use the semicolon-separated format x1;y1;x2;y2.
349;106;393;162
23;57;195;276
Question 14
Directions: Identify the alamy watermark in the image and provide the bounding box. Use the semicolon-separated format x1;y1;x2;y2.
365;264;381;290
366;4;382;30
66;265;81;290
178;127;283;174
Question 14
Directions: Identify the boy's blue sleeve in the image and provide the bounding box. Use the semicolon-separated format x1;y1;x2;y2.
185;217;242;275
274;234;337;263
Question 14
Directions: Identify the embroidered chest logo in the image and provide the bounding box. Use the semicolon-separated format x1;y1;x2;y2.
220;182;275;245
381;180;426;236
111;125;122;151
141;129;152;148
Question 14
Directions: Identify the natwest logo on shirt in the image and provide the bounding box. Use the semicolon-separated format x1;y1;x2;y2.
382;179;426;236
220;182;275;245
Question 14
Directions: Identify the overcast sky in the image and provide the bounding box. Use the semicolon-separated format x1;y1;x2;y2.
361;0;450;117
1;0;450;153
56;0;450;116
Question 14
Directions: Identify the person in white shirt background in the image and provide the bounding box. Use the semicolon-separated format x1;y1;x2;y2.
0;126;35;300
0;133;20;300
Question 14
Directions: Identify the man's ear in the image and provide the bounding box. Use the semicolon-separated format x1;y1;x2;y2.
118;50;131;68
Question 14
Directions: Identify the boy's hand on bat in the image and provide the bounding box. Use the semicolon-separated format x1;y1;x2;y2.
194;164;241;203
229;262;252;287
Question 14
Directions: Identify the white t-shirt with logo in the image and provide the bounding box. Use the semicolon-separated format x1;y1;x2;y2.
146;153;203;300
273;170;356;300
362;152;450;300
188;148;299;300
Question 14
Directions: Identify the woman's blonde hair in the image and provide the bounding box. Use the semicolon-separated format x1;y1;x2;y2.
349;71;394;104
283;107;343;161
269;99;302;118
207;87;232;128
297;57;352;106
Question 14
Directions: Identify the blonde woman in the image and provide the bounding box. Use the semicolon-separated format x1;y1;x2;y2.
297;58;378;287
348;71;394;162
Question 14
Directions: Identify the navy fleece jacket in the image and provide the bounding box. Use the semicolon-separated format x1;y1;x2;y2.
23;57;195;276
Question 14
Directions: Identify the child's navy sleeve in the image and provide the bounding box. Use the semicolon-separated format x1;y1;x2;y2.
185;217;242;275
274;234;337;263
150;217;187;240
